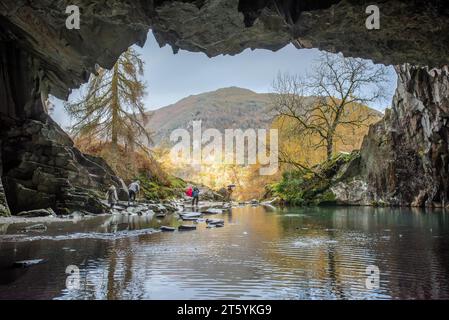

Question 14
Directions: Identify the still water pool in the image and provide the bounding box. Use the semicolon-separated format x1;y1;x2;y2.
1;206;449;299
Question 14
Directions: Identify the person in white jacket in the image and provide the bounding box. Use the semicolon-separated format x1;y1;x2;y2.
106;185;118;209
128;181;141;205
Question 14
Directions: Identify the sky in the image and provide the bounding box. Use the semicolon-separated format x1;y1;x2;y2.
52;31;397;128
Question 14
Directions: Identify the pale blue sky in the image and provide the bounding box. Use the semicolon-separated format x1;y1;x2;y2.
52;32;397;128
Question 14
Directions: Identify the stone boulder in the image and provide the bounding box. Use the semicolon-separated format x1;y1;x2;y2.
16;208;56;218
0;178;9;217
0;144;10;217
0;117;125;215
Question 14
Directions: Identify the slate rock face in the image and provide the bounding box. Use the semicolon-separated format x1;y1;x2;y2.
0;141;9;216
360;65;449;207
1;117;128;215
0;176;9;217
326;65;449;207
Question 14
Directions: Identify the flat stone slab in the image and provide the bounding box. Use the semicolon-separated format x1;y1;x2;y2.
180;212;202;217
203;208;223;214
206;218;224;225
207;223;224;228
160;226;176;232
181;217;199;221
178;225;197;231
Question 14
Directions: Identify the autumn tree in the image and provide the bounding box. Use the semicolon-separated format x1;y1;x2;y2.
272;52;389;163
65;48;152;153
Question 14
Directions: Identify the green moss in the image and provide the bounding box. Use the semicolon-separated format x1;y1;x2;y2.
371;200;387;207
314;190;337;206
137;174;187;201
270;151;359;207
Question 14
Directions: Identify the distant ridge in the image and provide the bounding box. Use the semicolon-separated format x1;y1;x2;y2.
147;87;274;145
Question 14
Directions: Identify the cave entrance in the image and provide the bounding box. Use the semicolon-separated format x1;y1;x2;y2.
49;31;398;202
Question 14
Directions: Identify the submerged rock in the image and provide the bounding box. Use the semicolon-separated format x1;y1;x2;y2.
23;224;47;232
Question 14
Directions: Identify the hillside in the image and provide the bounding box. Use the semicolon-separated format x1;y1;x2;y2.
147;87;274;145
147;87;383;200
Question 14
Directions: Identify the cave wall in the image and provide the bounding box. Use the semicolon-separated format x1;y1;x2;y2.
361;65;449;207
0;43;127;215
0;143;10;216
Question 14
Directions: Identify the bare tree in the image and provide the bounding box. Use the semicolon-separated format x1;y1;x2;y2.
272;52;389;162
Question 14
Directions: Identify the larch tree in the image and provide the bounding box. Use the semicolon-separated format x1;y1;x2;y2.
65;48;152;153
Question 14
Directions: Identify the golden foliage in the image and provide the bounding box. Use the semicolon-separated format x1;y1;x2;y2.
75;137;168;185
273;101;381;169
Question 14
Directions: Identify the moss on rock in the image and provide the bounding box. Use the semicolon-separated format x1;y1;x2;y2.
270;151;361;206
138;174;187;201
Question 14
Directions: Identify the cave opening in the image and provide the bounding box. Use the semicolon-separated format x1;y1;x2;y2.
0;0;448;218
46;31;398;203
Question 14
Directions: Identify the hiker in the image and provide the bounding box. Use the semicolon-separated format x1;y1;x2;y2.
192;186;200;207
106;185;118;209
128;180;141;205
186;186;193;198
226;185;234;202
224;184;235;204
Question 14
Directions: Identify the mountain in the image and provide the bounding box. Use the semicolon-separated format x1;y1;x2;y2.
147;87;383;151
147;87;274;145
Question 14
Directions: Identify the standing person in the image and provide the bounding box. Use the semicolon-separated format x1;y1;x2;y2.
128;180;141;205
227;185;234;202
192;186;200;207
186;185;193;198
106;185;118;209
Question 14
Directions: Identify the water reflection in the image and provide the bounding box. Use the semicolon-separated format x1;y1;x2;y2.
0;206;449;299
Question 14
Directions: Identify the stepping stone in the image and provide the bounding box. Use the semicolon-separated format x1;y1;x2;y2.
178;225;197;231
203;208;223;214
160;226;176;232
181;217;199;221
206;218;224;225
207;223;224;228
180;212;202;218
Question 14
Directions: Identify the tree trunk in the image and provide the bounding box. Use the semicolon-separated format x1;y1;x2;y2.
326;136;333;161
110;62;119;148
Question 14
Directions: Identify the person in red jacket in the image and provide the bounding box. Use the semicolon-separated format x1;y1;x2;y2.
186;186;193;197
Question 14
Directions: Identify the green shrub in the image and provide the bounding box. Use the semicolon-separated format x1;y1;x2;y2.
137;173;187;200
